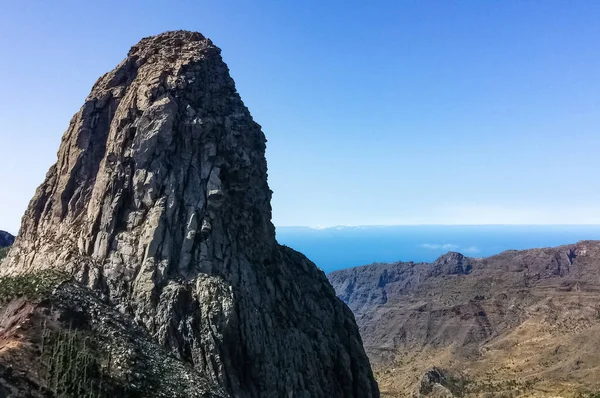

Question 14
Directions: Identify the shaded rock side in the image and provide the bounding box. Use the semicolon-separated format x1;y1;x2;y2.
1;31;378;398
0;231;13;262
0;231;14;248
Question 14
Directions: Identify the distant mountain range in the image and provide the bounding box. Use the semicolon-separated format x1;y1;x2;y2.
0;231;14;248
277;225;600;272
328;241;600;397
0;231;14;261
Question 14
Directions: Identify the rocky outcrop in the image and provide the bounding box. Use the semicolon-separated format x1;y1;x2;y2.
429;252;472;276
0;231;14;248
1;31;378;397
418;368;454;398
0;277;227;398
329;242;600;396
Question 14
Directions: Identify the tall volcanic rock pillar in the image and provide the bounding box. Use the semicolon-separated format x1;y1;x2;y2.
1;31;379;398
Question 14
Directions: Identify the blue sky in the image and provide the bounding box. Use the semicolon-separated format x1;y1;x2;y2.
1;1;600;233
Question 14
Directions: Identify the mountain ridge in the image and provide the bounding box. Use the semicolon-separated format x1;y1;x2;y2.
0;231;14;248
328;240;600;397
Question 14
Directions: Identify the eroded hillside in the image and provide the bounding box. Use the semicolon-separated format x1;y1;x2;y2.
329;241;600;397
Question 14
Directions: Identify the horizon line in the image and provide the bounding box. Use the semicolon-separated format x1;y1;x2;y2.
276;224;600;229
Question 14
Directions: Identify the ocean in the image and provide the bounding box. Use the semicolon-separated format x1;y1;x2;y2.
275;225;600;273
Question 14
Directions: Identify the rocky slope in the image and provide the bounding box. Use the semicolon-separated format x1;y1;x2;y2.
0;31;378;397
329;242;600;397
0;272;228;397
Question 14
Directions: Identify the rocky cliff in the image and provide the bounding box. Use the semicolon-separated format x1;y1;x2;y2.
329;243;600;397
0;31;378;398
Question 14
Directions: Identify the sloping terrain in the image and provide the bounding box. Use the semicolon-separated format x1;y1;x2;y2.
0;273;227;397
329;241;600;397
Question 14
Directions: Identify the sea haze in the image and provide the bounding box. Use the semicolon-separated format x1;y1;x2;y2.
275;225;600;273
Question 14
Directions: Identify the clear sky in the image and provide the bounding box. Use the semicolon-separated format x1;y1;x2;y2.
1;1;599;234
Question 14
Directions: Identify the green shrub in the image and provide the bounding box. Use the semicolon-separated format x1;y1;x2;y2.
0;269;67;304
40;324;114;398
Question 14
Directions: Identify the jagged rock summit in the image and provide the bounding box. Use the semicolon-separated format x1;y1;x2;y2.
1;31;378;397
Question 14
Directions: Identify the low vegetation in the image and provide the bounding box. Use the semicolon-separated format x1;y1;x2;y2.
40;325;112;398
0;269;67;304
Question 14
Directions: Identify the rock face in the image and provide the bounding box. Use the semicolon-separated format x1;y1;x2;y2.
329;242;600;397
1;31;378;397
0;231;14;248
418;368;454;398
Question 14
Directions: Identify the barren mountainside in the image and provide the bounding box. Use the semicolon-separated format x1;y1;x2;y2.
0;31;378;397
329;242;600;397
